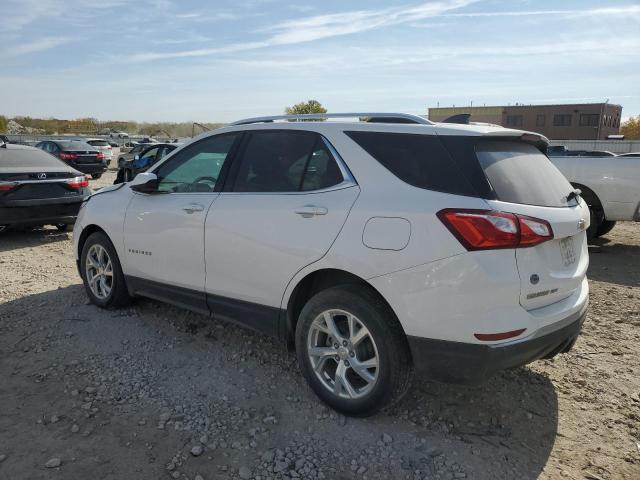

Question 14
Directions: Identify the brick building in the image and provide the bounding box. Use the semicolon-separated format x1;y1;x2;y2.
428;103;622;140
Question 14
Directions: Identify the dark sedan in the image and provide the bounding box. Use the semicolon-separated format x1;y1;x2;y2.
0;142;90;232
115;143;180;183
35;140;108;179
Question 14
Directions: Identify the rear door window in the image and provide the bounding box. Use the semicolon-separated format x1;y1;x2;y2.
345;131;477;196
231;131;344;193
477;141;574;207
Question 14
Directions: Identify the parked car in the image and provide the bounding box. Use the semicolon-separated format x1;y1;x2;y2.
110;131;129;139
115;143;180;183
117;142;156;169
0;135;9;144
577;150;616;157
35;140;107;179
74;113;589;415
1;142;90;232
617;152;640;157
85;138;114;165
549;153;640;238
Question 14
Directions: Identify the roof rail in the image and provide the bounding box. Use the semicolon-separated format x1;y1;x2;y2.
230;112;433;126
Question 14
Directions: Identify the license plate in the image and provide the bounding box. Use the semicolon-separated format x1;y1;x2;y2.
559;236;576;266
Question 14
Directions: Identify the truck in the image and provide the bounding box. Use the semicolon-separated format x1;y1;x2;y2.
549;154;640;238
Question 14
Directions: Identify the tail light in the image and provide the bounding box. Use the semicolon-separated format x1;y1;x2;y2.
66;176;89;189
437;209;553;250
60;152;78;161
96;152;105;160
0;182;18;192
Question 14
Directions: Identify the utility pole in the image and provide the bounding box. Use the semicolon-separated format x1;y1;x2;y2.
596;98;609;141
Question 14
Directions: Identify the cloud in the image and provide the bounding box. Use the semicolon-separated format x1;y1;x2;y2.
123;0;479;62
437;4;640;18
0;36;72;57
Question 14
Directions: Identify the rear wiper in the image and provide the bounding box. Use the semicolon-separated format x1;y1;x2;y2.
565;188;582;203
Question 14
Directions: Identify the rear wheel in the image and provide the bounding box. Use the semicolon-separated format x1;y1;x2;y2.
295;285;413;416
595;220;616;238
80;232;133;308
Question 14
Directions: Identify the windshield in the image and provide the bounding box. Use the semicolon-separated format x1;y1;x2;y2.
477;141;575;208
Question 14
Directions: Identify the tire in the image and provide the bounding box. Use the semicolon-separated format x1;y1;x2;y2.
91;173;102;179
295;285;413;416
595;220;616;238
586;207;604;241
80;231;133;309
55;223;69;232
123;169;132;182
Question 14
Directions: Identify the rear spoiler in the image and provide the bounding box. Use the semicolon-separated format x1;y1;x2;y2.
481;130;549;153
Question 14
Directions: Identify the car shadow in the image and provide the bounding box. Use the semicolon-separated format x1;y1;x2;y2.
0;285;559;480
587;237;640;288
0;227;71;254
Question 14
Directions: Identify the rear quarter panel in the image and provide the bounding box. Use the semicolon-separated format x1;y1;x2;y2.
550;156;640;221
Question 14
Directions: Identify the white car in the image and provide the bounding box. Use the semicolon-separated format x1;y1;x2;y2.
549;154;640;238
73;113;589;415
85;138;114;163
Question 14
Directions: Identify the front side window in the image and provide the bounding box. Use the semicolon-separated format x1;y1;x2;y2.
155;134;239;193
231;131;344;192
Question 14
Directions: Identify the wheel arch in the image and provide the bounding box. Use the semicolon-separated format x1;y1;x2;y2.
77;224;108;259
284;268;409;352
572;183;603;212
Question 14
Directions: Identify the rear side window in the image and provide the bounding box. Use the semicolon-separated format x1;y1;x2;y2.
232;131;344;192
345;131;477;196
477;141;574;207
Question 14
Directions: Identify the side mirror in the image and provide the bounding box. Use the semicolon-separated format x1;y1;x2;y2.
134;155;140;161
129;172;159;193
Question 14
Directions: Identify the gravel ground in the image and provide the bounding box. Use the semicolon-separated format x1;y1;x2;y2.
1;170;638;480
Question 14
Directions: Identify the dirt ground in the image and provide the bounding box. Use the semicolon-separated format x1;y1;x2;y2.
0;170;638;480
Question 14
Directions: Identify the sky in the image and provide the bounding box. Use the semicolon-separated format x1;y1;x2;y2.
1;0;639;123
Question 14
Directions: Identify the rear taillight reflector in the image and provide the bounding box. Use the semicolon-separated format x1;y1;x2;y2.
96;152;105;160
437;209;553;250
0;182;18;191
474;329;526;341
66;176;89;189
60;152;78;161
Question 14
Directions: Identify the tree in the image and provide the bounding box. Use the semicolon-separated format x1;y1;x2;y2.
0;115;7;133
620;115;640;140
285;100;327;116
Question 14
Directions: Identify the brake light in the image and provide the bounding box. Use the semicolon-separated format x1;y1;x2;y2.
60;152;78;161
96;152;105;160
66;176;89;189
437;209;553;250
0;182;18;191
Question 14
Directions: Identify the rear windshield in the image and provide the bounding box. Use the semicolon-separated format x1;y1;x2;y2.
0;147;68;168
59;141;93;150
87;140;109;146
477;141;574;207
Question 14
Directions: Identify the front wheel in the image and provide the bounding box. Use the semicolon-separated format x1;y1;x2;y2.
80;232;133;308
295;285;413;416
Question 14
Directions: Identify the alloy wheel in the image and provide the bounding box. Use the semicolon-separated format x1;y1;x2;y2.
85;244;113;299
307;309;379;400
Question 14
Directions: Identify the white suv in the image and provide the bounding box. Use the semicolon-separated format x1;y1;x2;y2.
73;113;589;415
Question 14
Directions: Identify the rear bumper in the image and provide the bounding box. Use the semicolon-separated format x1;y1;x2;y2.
407;305;587;384
70;162;108;174
0;200;84;226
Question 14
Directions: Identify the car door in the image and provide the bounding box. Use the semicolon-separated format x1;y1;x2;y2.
204;130;360;334
123;133;241;314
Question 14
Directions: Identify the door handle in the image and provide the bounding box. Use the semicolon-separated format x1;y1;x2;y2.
295;205;328;218
182;203;205;214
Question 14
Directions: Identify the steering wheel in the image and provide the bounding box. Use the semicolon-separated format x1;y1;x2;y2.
193;176;217;185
